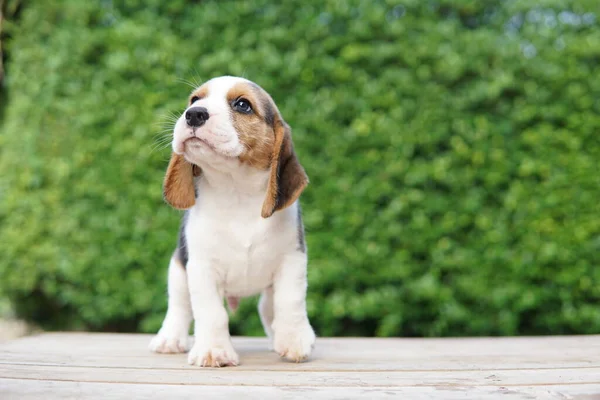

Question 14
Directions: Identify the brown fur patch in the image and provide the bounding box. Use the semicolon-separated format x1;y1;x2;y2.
228;82;275;170
189;85;209;104
261;119;309;218
163;153;199;210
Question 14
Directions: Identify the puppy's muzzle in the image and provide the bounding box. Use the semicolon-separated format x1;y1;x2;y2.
186;107;209;128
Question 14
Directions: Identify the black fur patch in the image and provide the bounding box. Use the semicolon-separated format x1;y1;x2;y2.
175;211;189;267
297;204;306;253
262;98;275;127
249;81;275;127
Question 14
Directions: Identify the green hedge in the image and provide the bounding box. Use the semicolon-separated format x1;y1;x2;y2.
1;0;599;336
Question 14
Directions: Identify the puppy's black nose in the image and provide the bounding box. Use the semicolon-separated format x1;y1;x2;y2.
185;107;209;127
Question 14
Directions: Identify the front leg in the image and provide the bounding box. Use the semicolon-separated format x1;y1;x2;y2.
186;259;239;367
272;251;316;362
149;255;192;353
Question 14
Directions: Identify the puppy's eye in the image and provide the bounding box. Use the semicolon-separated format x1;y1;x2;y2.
233;98;252;114
190;96;200;104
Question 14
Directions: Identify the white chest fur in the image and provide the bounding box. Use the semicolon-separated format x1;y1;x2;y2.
185;171;299;298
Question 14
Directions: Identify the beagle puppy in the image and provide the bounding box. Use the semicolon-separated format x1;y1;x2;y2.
149;76;316;367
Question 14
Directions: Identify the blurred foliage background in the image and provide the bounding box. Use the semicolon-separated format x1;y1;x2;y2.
0;0;599;337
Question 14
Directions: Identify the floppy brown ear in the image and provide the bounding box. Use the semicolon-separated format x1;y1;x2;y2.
261;119;309;218
163;153;201;210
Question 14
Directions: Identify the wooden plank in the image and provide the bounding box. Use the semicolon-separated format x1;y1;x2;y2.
1;363;599;386
1;333;599;399
2;379;600;400
1;333;599;371
2;353;597;372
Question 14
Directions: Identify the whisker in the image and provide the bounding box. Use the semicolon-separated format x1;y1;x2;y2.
151;142;172;152
151;141;171;150
176;78;198;89
153;124;177;131
152;128;174;138
156;113;180;121
153;128;174;136
154;127;174;133
161;114;180;119
155;129;173;136
191;69;203;87
151;144;170;153
150;138;174;153
150;146;170;155
152;136;172;144
153;134;174;142
152;121;177;128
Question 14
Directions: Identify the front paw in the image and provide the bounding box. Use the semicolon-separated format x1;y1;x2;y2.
149;330;190;354
273;321;316;362
187;341;239;367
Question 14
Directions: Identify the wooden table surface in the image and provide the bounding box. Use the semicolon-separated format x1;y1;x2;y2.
0;333;599;399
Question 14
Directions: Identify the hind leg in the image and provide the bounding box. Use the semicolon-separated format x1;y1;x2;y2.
258;286;275;347
149;255;192;353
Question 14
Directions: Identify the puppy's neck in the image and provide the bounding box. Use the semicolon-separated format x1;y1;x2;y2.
197;161;270;196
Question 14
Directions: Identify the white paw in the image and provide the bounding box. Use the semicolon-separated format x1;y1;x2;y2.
273;321;316;362
149;331;190;354
187;341;239;367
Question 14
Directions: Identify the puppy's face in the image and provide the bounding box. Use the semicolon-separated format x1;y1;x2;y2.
172;76;277;170
164;76;308;218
